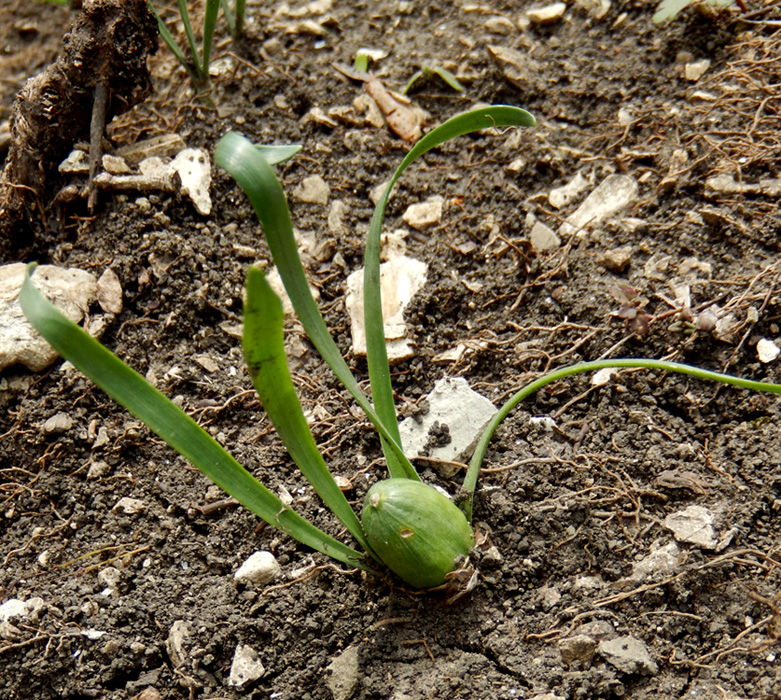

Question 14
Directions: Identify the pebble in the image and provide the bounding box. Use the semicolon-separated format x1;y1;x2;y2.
559;174;639;238
398;376;498;466
166;620;193;668
97;268;123;314
0;263;97;371
526;2;566;24
598;635;658;675
227;644;265;688
559;634;597;665
42;411;73;435
328;200;347;234
102;154;131;174
549;171;590;209
402;196;443;230
326;646;360;700
234;551;281;586
171;148;212;216
293;174;330;205
757;338;780;363
484;15;517;34
97;566;121;590
685;59;711;81
345;254;428;362
529;220;561;253
597;245;632;273
664;505;718;549
113;496;147;515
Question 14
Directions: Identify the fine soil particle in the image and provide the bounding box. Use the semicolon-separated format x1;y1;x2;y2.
1;2;781;700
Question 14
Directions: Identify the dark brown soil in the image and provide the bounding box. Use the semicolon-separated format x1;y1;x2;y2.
2;2;781;699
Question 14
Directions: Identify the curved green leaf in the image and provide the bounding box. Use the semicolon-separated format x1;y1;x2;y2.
19;264;368;570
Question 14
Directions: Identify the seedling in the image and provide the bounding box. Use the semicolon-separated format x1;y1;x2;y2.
403;63;465;95
149;0;245;91
20;106;781;593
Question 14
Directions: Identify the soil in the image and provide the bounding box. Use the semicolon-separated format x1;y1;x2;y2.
2;1;781;699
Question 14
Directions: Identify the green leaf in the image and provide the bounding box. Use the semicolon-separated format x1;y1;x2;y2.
214;133;418;480
148;2;200;85
201;0;221;79
19;264;368;571
242;266;374;555
431;65;465;93
363;105;535;477
460;358;781;520
177;0;203;79
255;143;302;166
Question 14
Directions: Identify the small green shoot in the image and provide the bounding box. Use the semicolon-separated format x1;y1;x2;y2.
653;0;735;23
149;0;246;91
403;63;465;95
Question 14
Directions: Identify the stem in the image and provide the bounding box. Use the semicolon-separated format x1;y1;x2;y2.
459;358;781;520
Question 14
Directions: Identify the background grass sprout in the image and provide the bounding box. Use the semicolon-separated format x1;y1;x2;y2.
149;0;245;90
20;106;781;591
653;0;735;23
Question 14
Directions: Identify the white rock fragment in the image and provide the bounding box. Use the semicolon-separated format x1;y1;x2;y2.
59;149;89;174
115;134;186;164
166;620;193;668
485;15;517;34
529;220;561;253
0;263;97;371
757;338;780;364
227;644;265;688
0;599;28;623
628;542;680;583
97;566;121;590
574;0;611;19
549;171;590;209
664;505;718;549
42;412;73;435
685;59;711;82
559;174;639;238
526;2;567;24
398;377;499;465
293;175;330;205
97;268;123;314
345;255;428;362
326;646;360;700
102;154;131;174
402;196;444;230
171;148;212;215
112;497;147;515
234;551;281;586
598;636;658;675
591;368;618;387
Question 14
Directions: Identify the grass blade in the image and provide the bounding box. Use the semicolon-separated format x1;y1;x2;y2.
460;358;781;520
235;0;246;35
201;0;221;80
148;2;199;84
177;0;203;80
19;265;368;570
214;132;418;480
363;105;536;474
220;0;236;37
243;266;374;554
255;143;302;165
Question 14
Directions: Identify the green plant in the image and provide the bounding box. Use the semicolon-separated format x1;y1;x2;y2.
653;0;736;23
149;0;245;90
20;105;781;592
403;63;465;95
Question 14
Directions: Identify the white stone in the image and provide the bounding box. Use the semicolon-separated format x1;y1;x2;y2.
42;412;73;435
664;505;718;549
345;255;428;363
0;263;97;372
559;174;639;238
526;2;566;24
227;644;265;688
59;149;89;174
112;497;147;515
326;646;360;700
0;599;28;623
485;15;517;34
402;196;443;230
685;59;711;82
757;338;780;363
591;368;618;387
293;175;330;205
398;376;498;463
234;551;281;585
97;268;123;314
598;636;658;675
629;542;680;583
171;148;212;215
529;220;561;252
102;155;131;174
166;620;193;669
549;171;590;209
98;566;121;589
